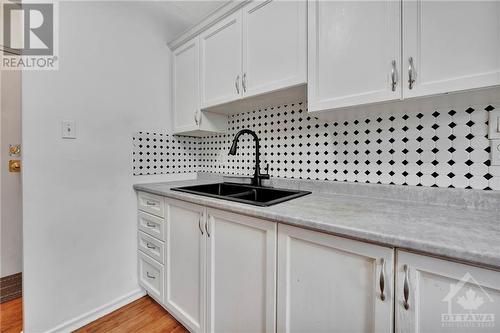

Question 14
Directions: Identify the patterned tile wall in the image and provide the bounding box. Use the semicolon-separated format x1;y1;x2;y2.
133;102;500;190
132;132;199;175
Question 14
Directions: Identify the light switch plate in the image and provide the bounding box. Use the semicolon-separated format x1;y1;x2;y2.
61;120;76;139
488;110;500;139
490;139;500;166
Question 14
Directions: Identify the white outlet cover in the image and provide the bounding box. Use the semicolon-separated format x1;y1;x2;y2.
61;120;76;139
488;110;500;139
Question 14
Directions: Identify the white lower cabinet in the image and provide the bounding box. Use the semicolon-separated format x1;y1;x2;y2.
206;208;276;333
138;251;164;302
277;224;394;333
165;198;206;333
396;251;500;333
137;193;500;333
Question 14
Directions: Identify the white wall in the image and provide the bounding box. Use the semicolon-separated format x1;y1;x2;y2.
22;2;194;332
1;66;23;278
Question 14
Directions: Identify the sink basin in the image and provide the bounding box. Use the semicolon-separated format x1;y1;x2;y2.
171;182;311;207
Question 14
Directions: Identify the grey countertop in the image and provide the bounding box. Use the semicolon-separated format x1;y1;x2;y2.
134;176;500;270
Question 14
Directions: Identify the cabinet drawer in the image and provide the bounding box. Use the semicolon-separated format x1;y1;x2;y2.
138;251;164;301
137;191;165;217
138;231;164;264
138;211;165;241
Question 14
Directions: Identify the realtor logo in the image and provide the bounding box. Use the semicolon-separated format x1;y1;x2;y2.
441;272;495;329
1;1;59;70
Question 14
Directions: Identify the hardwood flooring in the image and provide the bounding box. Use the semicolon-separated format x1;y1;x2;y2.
0;297;22;333
76;296;188;333
0;296;188;333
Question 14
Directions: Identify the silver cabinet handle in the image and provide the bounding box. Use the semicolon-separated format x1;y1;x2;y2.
408;57;415;90
379;258;386;301
391;60;397;92
146;200;156;206
242;73;247;93
198;214;204;235
235;74;240;94
403;264;410;310
146;272;156;279
194;111;199;126
146;243;156;249
205;218;210;237
146;222;156;228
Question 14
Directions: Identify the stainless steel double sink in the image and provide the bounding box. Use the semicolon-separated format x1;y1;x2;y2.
171;182;311;207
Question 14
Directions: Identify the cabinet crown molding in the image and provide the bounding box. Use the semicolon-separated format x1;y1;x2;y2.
167;0;251;50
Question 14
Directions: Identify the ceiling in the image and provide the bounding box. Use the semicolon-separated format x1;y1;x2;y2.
147;1;230;41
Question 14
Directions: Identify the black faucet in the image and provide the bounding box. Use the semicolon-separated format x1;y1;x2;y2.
228;129;270;187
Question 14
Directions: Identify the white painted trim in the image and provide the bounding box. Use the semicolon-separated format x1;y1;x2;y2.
42;289;146;333
168;1;251;50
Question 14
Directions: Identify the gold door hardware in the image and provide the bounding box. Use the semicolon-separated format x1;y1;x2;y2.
9;144;21;156
9;160;21;172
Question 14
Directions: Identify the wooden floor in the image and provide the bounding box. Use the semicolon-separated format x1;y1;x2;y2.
0;296;188;333
0;297;22;333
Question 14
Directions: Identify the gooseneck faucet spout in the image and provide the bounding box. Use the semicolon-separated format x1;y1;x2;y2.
228;129;269;187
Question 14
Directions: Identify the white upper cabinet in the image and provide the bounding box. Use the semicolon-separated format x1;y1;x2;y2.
308;0;402;112
403;1;500;98
200;11;243;109
206;208;276;333
172;38;200;133
277;224;394;333
172;38;226;136
396;251;500;333
242;0;307;98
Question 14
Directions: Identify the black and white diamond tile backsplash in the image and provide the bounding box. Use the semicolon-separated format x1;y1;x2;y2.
133;101;500;191
132;132;199;175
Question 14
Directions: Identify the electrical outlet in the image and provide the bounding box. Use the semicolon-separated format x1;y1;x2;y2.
488;110;500;139
61;120;76;139
490;139;500;166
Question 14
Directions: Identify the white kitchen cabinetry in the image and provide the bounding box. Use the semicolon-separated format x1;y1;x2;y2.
200;11;243;109
309;0;500;115
206;208;276;333
277;224;394;333
200;0;307;114
396;251;500;333
172;38;226;137
242;0;306;98
403;1;500;99
165;198;206;333
308;0;402;112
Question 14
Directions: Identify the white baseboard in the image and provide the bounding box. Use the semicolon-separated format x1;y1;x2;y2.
43;288;146;333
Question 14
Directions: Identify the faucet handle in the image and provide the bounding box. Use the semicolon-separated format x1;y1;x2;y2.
259;163;270;180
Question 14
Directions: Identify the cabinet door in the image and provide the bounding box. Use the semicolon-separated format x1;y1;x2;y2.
277;224;394;333
396;251;500;333
206;208;276;333
242;0;306;98
403;1;500;98
308;0;401;111
173;38;200;133
200;11;242;108
165;199;206;333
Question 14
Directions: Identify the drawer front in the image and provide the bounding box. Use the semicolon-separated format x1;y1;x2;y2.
137;191;165;217
138;231;164;264
138;211;165;241
138;251;164;301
